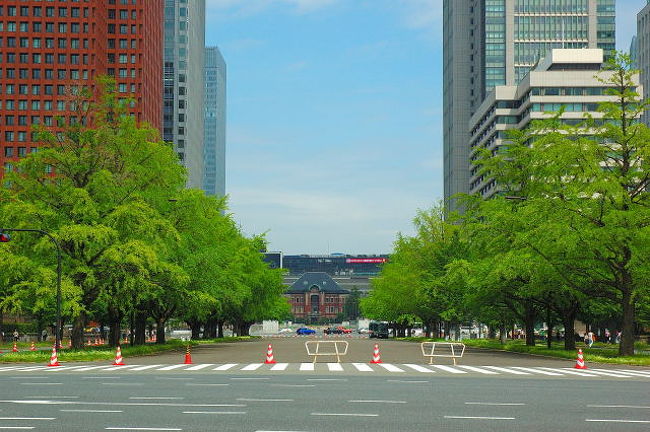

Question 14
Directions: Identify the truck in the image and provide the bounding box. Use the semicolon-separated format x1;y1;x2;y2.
369;321;389;339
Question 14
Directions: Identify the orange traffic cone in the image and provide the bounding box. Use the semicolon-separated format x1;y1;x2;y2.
184;345;193;365
12;342;18;353
370;343;382;364
574;348;587;369
30;341;36;352
264;343;276;364
112;345;125;366
48;346;60;367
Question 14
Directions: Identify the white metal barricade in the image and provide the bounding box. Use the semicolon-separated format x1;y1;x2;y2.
420;342;465;365
305;340;349;364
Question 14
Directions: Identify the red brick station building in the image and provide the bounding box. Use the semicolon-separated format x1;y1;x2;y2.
286;273;349;322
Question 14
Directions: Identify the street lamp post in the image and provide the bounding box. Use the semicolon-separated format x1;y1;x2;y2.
0;228;62;349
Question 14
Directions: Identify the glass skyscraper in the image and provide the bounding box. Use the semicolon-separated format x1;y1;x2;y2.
203;47;227;197
443;0;615;206
163;0;206;190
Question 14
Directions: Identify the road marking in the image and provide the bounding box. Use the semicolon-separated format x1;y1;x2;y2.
299;363;314;371
586;419;650;424
352;363;374;372
129;365;164;372
0;418;55;420
311;413;378;417
60;409;123;413
482;366;530;375
105;428;183;431
240;364;264;371
73;366;115;372
541;368;593;377
619;369;650;376
456;366;498;375
0;400;244;408
237;398;294;402
587;405;650;409
185;383;229;387
510;367;563;376
445;416;515;420
386;380;429;384
45;365;93;372
0;427;36;430
100;383;144;386
156;365;188;371
24;396;78;399
327;363;344;372
270;384;315;388
9;377;50;379
564;368;630;378
183;364;214;371
377;364;404;373
429;365;466;374
103;366;138;371
401;364;434;373
182;411;246;415
349;400;407;404
307;378;347;382
20;383;61;386
465;402;525;406
592;369;648;377
129;397;184;400
82;376;122;379
270;363;289;371
230;377;269;381
213;364;238;371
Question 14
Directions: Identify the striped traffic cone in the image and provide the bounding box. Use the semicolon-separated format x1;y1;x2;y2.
30;341;36;352
12;342;18;353
574;348;587;369
184;345;193;365
264;344;276;364
47;346;60;367
370;343;382;364
112;345;125;366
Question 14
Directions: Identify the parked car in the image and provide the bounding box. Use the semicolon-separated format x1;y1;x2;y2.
324;327;343;335
278;328;293;334
358;328;370;334
337;326;353;334
296;327;316;335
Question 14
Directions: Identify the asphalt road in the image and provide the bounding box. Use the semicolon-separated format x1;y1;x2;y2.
1;338;649;431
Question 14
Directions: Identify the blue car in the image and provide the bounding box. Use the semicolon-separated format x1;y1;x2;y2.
296;327;316;335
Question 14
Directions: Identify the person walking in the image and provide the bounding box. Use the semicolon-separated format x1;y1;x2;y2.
586;331;595;348
41;329;48;342
12;329;19;343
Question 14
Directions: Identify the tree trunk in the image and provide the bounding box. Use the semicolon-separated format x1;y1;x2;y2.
217;320;224;338
187;320;201;340
72;313;86;349
524;301;536;346
620;288;636;356
499;322;507;344
156;318;166;344
108;315;121;347
238;322;252;336
562;314;576;351
134;310;147;345
488;326;496;339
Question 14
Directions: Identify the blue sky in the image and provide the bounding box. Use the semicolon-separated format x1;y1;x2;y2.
205;0;639;255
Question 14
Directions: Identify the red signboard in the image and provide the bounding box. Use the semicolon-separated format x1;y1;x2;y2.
346;258;388;264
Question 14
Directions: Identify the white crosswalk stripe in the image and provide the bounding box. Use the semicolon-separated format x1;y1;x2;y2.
1;362;648;379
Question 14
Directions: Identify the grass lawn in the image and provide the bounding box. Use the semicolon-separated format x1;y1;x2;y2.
0;337;256;363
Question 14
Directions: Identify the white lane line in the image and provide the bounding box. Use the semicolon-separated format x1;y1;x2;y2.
311;413;378;417
213;364;238;371
186;383;229;387
307;378;347;381
129;365;164;372
540;368;593;377
0;400;242;408
299;363;314;371
23;396;78;399
465;402;525;406
45;365;92;372
20;383;62;386
240;364;264;371
349;400;406;404
270;363;289;371
157;365;188;371
510;367;563;376
61;409;123;413
72;366;115;372
0;427;35;430
586;419;650;424
386;380;429;384
592;369;649;377
352;363;374;372
82;376;122;379
183;364;214;371
9;377;50;379
482;366;530;375
270;384;315;388
619;369;650;376
445;416;515;420
129;397;184;401
377;364;404;373
563;368;630;378
237;398;294;402
587;405;650;409
230;377;269;381
456;366;498;375
105;428;183;431
0;418;55;420
182;411;246;415
327;363;344;372
430;365;467;374
401;364;434;373
102;366;138;371
100;383;144;386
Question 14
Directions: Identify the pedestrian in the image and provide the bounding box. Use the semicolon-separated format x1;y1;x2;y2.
41;329;48;342
586;331;594;348
12;329;19;343
615;331;621;344
605;329;611;344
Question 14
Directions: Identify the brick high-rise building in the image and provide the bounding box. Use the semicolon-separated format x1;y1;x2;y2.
0;0;164;175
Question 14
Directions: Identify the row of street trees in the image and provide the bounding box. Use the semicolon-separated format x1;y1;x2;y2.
362;54;650;356
0;78;289;347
